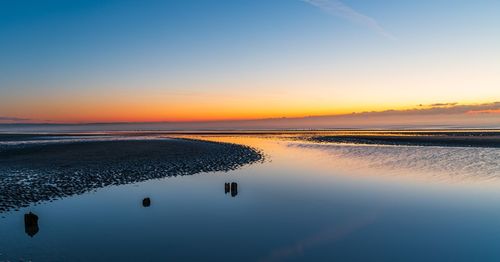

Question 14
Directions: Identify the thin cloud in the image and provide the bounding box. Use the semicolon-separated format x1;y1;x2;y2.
467;109;500;115
302;0;396;40
428;102;458;107
238;101;500;129
249;102;500;120
364;102;500;117
0;116;30;122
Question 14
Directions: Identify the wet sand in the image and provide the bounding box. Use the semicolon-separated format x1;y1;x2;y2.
0;138;262;212
308;132;500;148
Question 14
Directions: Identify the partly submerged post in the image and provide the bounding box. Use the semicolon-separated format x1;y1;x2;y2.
24;212;39;237
230;182;238;197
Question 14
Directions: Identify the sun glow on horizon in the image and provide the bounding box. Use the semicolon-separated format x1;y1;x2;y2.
2;99;499;124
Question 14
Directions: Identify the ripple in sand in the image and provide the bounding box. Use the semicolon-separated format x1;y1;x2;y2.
0;138;262;212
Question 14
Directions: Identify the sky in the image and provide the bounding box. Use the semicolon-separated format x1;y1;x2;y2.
1;0;499;128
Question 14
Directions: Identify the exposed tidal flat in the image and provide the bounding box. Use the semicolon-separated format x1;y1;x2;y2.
291;130;500;181
0;135;262;212
306;130;500;148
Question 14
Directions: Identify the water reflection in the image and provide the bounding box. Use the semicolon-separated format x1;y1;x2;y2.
24;212;39;237
290;142;500;184
2;134;500;261
142;197;151;207
224;182;238;197
195;135;500;185
259;214;377;262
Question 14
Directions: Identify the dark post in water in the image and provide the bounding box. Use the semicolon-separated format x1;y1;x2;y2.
224;182;239;197
24;212;39;237
230;182;238;197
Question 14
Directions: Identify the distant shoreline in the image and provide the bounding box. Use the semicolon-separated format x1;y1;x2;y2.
2;129;500;139
307;133;500;148
1;119;499;133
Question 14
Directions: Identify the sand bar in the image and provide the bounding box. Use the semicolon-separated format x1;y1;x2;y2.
0;137;262;212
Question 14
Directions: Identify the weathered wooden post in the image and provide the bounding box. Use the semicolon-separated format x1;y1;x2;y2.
24;212;39;237
230;182;238;197
142;197;151;207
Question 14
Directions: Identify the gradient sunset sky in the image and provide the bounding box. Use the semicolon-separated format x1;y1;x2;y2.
1;0;499;125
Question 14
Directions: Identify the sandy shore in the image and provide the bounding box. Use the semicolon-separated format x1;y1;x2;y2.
0;138;262;212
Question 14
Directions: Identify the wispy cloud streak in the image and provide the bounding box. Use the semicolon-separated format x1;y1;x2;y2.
345;102;500;117
259;214;377;262
302;0;396;39
0;116;30;122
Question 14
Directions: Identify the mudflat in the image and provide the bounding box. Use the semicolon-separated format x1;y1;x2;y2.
308;132;500;148
0;138;262;212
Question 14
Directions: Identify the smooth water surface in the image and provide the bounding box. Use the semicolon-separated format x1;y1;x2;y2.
1;134;500;261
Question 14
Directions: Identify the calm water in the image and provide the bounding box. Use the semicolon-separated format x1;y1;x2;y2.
2;135;500;261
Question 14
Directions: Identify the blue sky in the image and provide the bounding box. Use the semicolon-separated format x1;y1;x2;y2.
1;0;499;124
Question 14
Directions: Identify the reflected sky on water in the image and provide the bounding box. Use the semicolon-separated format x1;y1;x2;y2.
1;135;500;261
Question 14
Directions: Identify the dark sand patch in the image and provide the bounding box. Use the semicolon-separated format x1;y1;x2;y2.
308;133;500;148
0;138;262;212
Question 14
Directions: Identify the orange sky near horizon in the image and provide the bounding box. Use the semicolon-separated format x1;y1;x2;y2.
2;97;499;123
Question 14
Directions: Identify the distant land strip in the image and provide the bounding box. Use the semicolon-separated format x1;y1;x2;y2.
308;133;500;148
